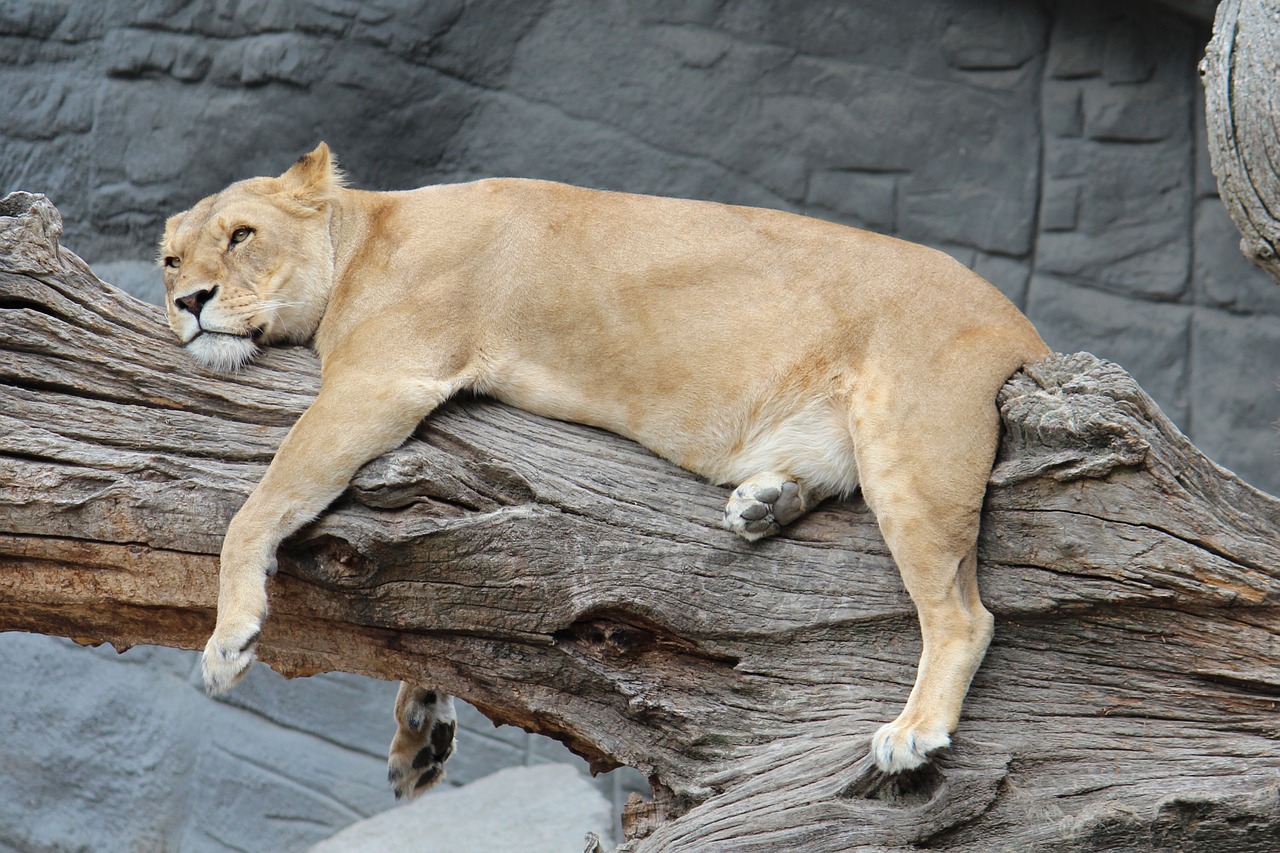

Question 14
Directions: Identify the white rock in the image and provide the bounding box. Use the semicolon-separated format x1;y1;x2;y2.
309;764;614;853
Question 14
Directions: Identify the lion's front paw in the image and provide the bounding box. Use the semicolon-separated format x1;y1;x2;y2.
723;473;808;541
871;720;951;774
387;690;457;800
201;623;261;696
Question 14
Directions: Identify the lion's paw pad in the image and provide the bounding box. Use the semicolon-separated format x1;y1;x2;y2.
724;477;805;541
388;691;457;800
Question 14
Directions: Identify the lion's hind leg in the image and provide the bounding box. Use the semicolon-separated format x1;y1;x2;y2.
869;543;993;773
723;471;816;541
852;382;1001;774
387;683;457;799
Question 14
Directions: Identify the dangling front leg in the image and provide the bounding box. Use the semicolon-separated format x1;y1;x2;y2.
202;372;455;695
201;523;278;694
387;683;458;799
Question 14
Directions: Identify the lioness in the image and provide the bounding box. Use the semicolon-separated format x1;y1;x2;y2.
160;143;1049;798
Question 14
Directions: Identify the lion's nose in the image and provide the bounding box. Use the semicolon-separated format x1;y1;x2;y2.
175;286;217;317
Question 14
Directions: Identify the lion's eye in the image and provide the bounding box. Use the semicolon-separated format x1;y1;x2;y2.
229;227;253;248
164;256;181;269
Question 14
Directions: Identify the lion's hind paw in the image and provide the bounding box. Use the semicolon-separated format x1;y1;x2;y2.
871;720;951;774
723;473;808;541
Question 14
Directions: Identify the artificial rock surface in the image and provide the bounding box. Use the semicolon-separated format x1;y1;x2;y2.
3;0;1272;489
308;765;614;853
2;1;1277;851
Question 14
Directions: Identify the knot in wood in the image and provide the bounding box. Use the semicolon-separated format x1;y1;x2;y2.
992;353;1151;486
289;535;375;587
560;615;657;659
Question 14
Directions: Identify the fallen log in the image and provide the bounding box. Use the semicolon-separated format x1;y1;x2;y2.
2;191;1278;851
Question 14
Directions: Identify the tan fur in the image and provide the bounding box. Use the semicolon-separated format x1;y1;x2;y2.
160;143;1049;787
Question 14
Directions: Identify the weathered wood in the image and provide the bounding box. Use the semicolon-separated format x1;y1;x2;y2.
1202;0;1280;285
2;191;1279;850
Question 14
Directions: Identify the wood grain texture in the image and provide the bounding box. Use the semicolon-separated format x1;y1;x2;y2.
1202;0;1280;285
2;192;1279;850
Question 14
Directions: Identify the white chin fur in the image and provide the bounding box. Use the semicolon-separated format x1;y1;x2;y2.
186;333;260;373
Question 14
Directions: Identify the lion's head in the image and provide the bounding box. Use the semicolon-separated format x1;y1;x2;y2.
158;143;343;372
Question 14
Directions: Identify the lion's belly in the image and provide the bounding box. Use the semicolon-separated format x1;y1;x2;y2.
687;395;860;498
488;366;859;497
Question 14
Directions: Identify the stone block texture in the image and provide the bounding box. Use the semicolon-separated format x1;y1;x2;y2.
1;1;1276;851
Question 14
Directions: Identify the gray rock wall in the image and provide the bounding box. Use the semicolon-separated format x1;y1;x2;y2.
2;1;1275;851
4;0;1274;491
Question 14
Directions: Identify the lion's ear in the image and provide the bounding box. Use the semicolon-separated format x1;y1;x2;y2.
277;142;346;209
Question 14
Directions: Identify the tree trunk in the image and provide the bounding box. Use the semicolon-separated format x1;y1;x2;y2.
1202;0;1280;285
2;191;1278;851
